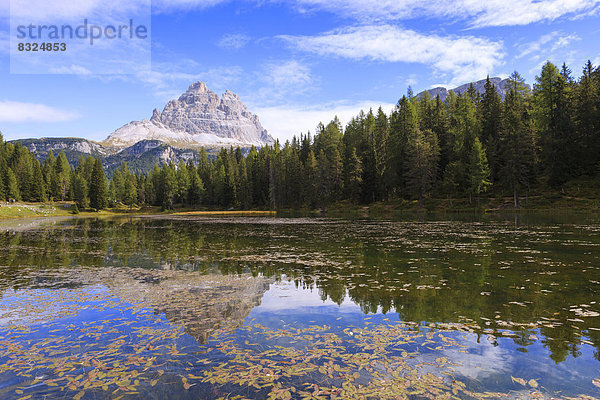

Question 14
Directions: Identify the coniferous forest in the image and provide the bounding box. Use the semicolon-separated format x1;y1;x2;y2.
1;61;599;211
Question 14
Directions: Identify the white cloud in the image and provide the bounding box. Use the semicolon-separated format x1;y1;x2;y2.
0;101;79;123
48;65;93;75
517;31;581;59
551;33;580;52
280;25;504;87
7;0;148;20
4;0;597;26
135;64;244;101
152;0;229;13
217;33;251;49
254;100;395;142
291;0;600;27
256;60;314;101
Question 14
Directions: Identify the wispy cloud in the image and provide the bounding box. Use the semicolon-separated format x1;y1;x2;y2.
291;0;600;27
9;0;597;26
254;60;315;103
280;25;504;87
217;33;251;49
8;0;148;20
254;100;395;142
0;101;80;123
517;31;580;59
135;62;244;101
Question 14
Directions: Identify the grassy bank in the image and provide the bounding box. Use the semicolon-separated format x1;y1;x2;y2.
0;202;277;219
2;176;598;220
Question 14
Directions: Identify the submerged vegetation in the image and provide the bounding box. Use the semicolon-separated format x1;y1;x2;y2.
1;216;600;398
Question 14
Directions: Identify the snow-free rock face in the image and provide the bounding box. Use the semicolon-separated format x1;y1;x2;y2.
104;82;274;148
416;77;531;102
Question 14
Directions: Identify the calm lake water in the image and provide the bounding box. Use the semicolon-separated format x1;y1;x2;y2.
1;214;600;399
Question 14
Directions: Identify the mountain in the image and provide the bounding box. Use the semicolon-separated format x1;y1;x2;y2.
11;82;274;175
15;138;208;177
416;77;531;102
104;82;274;148
15;138;108;165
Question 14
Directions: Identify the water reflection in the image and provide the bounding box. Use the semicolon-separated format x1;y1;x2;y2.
1;216;600;398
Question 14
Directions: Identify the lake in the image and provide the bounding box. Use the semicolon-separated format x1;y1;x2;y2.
1;214;600;399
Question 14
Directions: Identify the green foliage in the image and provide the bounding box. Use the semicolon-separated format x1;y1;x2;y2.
6;167;20;201
406;129;440;205
89;159;108;210
1;60;599;210
72;173;89;209
499;71;536;206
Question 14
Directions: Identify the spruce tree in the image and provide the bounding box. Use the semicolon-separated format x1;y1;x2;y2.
188;166;205;207
55;151;71;200
72;174;89;209
6;168;20;201
479;76;503;182
31;159;46;202
499;71;536;207
345;147;363;204
89;159;108;210
389;97;418;197
123;177;137;210
406;129;440;207
468;137;491;205
533;61;575;186
575;60;600;170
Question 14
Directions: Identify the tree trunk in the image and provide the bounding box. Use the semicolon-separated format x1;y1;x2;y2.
513;189;518;208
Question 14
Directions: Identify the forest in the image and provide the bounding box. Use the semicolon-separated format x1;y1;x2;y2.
0;60;599;211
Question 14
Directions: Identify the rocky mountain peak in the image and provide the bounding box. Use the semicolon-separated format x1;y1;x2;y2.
187;81;209;94
105;82;274;149
150;108;161;123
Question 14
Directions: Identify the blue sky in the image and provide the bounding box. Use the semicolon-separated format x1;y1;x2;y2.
0;0;599;143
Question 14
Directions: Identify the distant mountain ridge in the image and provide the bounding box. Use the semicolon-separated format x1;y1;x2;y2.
14;138;204;177
416;77;531;102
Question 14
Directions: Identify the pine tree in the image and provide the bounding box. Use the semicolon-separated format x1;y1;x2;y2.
304;149;318;208
499;71;536;207
188;165;205;207
123;177;137;210
159;163;176;210
31;159;46;202
443;93;482;197
575;60;600;170
55;151;71;201
406;129;440;207
345;147;363;204
72;173;89;209
374;107;389;199
111;169;124;203
89;159;108;210
479;76;503;182
533;61;575;186
389;97;418;197
468;137;491;205
6;168;20;201
175;160;190;205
